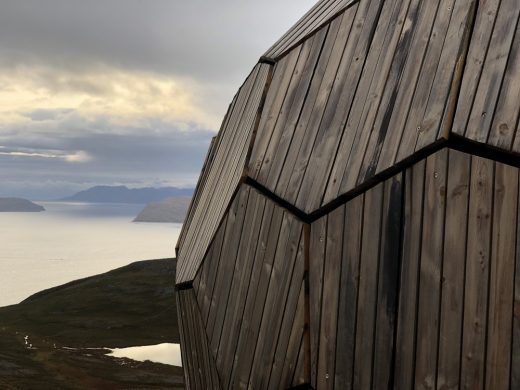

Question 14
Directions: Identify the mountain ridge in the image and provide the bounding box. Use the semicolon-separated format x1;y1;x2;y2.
0;197;45;212
134;197;191;223
60;185;194;204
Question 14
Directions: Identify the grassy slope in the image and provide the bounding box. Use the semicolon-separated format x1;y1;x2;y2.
0;258;184;389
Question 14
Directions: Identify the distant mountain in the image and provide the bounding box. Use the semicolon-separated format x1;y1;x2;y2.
133;197;191;223
60;185;194;204
0;198;45;212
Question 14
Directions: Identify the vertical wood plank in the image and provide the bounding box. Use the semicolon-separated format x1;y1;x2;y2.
258;225;305;390
263;22;330;191
224;197;276;387
280;14;351;207
316;205;344;389
249;48;302;178
413;0;477;151
264;0;348;58
437;150;471;390
246;213;303;389
369;0;438;175
338;0;411;195
359;0;418;179
372;173;403;388
216;190;266;388
485;162;518;389
200;215;229;326
512;169;520;388
414;148;448;390
271;0;350;59
321;0;388;205
465;0;520;143
353;182;384;390
309;214;327;387
271;282;306;389
334;195;364;390
394;160;426;389
460;155;494;389
489;22;520;150
177;293;192;390
453;0;502;137
230;203;284;390
292;335;307;387
206;188;250;353
294;0;378;210
257;30;326;187
178;67;258;281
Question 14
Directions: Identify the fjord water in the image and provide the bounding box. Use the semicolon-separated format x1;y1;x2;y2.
0;202;181;307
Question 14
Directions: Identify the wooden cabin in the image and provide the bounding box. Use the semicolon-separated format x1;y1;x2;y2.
175;0;520;388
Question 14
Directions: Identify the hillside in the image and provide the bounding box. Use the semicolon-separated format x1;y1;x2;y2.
134;197;191;223
0;198;44;212
61;185;193;204
0;258;183;389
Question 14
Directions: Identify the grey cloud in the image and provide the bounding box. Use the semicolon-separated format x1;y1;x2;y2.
0;0;316;84
0;112;213;199
0;1;318;199
22;108;75;122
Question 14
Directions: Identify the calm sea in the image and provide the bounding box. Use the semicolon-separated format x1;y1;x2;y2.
0;202;181;307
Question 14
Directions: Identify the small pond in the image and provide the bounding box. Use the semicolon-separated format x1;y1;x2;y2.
107;343;182;366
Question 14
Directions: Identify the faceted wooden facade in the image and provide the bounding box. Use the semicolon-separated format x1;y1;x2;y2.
176;0;520;388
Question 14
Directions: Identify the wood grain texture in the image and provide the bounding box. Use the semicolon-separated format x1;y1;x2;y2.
185;149;520;389
177;289;222;390
193;184;307;390
436;150;470;390
353;182;383;390
485;162;518;390
309;212;327;387
177;136;218;255
310;172;402;390
176;63;271;284
394;159;425;389
372;173;403;389
179;0;520;385
460;155;493;389
334;196;363;390
513;170;520;389
263;0;357;59
247;0;479;214
454;0;520;152
414;149;448;390
316;206;343;390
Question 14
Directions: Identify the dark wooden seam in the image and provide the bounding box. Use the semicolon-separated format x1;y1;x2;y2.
389;168;407;386
175;281;194;291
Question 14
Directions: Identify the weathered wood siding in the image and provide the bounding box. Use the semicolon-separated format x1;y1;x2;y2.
309;149;520;390
176;63;271;284
249;0;477;213
176;136;218;254
309;175;403;389
192;185;307;389
177;289;221;390
263;0;357;60
177;0;520;388
453;0;520;151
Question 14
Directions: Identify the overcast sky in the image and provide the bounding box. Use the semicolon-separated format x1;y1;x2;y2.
0;0;316;199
